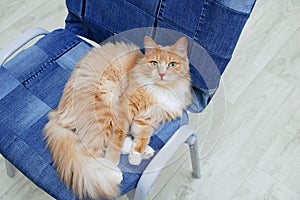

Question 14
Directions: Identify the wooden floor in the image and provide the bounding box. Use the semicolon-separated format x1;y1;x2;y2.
1;0;300;199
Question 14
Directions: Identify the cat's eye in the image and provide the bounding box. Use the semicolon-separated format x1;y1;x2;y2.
151;61;158;67
168;62;177;68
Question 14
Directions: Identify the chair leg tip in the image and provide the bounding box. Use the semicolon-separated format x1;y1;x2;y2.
192;172;201;179
5;160;16;178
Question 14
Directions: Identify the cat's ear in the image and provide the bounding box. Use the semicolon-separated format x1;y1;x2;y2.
172;37;188;57
144;36;158;56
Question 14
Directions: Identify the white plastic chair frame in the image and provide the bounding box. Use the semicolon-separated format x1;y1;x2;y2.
0;28;201;200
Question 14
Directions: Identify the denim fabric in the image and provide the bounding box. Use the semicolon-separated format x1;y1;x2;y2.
0;29;190;199
1;1;257;199
66;0;159;43
65;0;256;112
213;0;257;13
1;30;90;200
0;68;19;99
0;68;76;199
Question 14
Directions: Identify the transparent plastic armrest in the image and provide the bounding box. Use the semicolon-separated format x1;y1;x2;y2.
133;125;197;200
0;27;49;67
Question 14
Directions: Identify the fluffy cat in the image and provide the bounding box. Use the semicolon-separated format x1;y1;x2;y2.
44;36;192;199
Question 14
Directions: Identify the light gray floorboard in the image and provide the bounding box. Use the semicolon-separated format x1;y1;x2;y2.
1;0;300;200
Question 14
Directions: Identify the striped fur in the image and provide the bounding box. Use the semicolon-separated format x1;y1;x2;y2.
44;37;191;199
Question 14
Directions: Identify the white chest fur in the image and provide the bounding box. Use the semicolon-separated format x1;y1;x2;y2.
147;83;188;117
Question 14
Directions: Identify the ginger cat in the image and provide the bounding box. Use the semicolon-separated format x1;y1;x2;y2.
44;36;191;199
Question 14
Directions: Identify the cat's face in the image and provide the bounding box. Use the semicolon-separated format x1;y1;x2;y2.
137;37;190;85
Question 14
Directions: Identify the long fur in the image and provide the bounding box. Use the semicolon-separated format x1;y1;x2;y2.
44;37;192;199
44;111;122;199
44;43;142;199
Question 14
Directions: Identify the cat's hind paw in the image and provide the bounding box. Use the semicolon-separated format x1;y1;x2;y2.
142;145;155;160
129;151;142;166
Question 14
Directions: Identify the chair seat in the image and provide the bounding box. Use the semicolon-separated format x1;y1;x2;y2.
0;29;189;199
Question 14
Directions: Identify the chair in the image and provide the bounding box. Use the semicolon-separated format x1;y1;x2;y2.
0;1;256;199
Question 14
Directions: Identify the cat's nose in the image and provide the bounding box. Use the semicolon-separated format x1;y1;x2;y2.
159;73;165;80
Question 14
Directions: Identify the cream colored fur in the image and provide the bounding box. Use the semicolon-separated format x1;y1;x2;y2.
44;37;192;200
44;112;122;199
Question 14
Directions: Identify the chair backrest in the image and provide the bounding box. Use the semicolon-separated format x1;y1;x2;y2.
65;0;256;110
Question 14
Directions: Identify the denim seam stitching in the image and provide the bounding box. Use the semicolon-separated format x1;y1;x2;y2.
193;0;209;39
22;40;81;85
48;39;81;61
153;0;163;30
84;17;116;34
22;60;53;85
155;0;163;19
122;0;156;17
157;16;194;36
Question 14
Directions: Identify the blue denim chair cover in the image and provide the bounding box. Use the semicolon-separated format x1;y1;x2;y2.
0;0;256;199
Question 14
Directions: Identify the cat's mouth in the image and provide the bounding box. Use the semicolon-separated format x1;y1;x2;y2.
156;76;174;83
157;76;166;82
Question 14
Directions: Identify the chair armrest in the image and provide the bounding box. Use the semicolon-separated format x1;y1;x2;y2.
133;125;196;200
0;27;49;67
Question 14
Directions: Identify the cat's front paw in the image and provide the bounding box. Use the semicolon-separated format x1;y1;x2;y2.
129;151;142;166
121;136;133;155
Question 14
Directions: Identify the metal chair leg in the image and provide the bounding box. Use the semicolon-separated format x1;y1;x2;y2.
5;159;16;178
133;125;197;200
186;134;201;179
126;189;135;200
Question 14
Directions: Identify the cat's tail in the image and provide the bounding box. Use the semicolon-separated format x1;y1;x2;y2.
44;111;122;200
